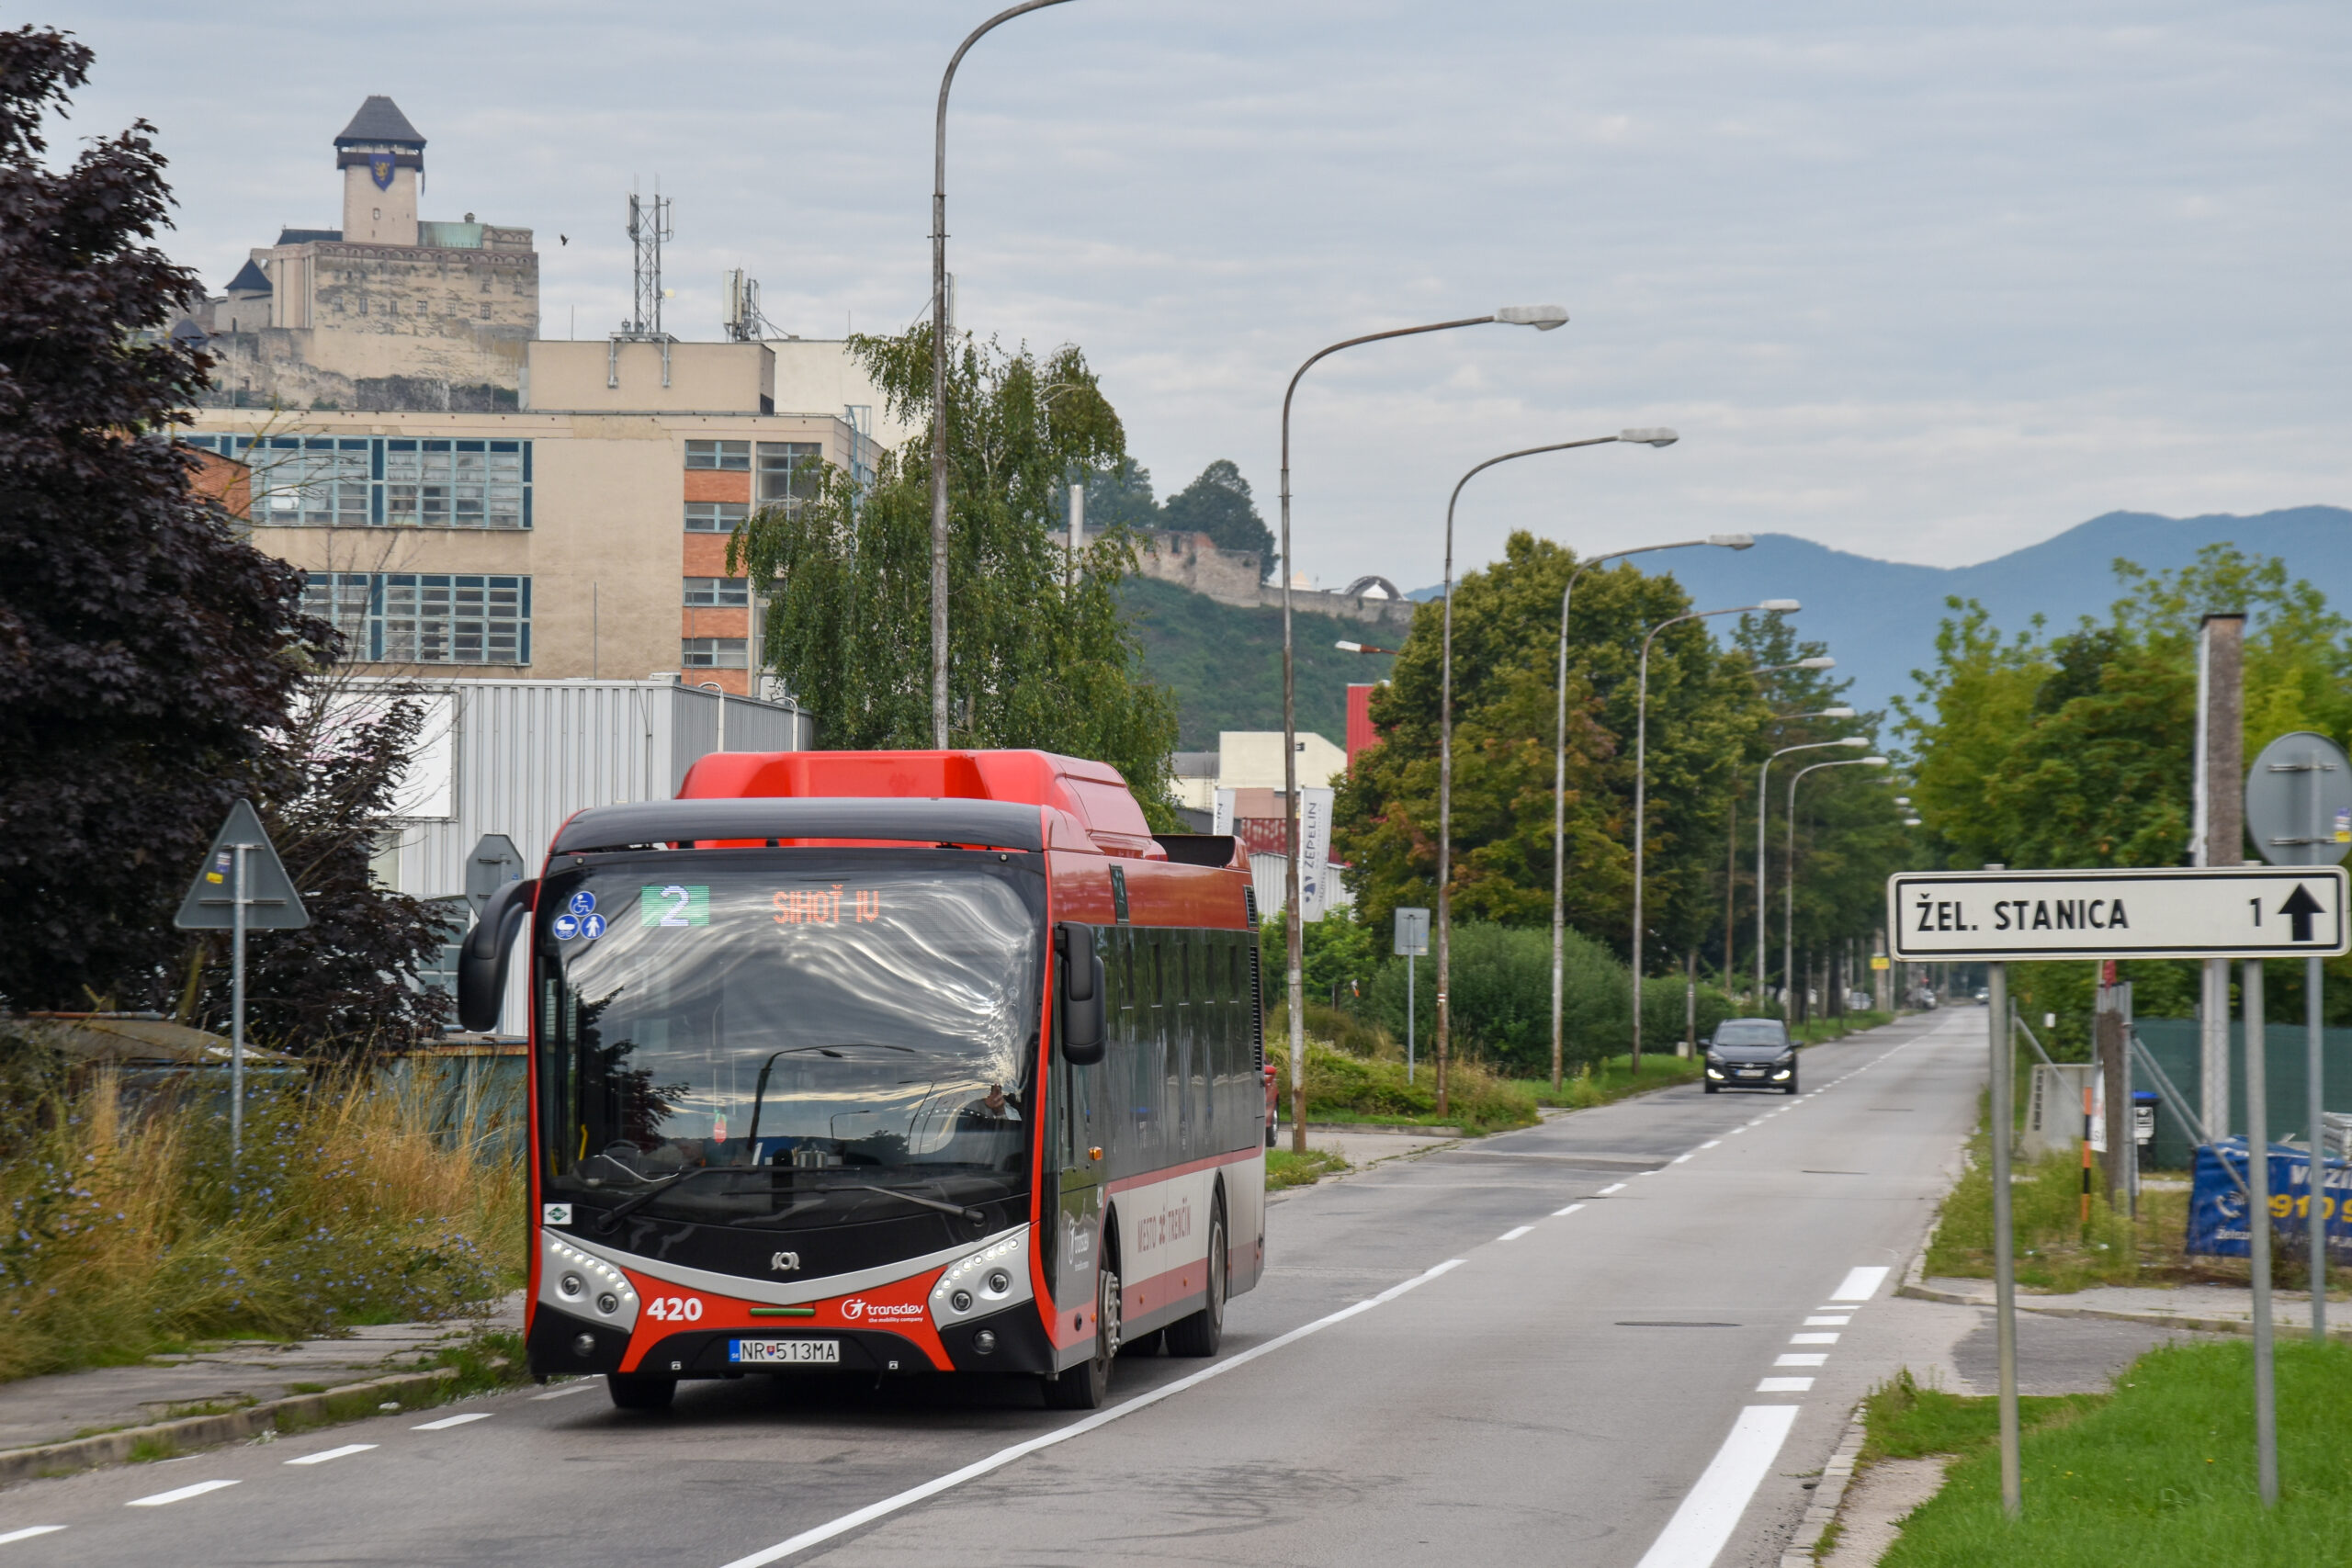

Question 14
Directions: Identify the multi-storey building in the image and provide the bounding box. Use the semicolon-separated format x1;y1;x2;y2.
187;339;880;697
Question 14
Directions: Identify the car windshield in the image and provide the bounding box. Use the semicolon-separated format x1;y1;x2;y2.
535;851;1042;1226
1712;1020;1789;1051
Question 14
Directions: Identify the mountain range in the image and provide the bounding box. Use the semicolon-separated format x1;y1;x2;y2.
1420;505;2350;721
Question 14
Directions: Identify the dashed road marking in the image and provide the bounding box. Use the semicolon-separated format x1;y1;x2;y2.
1829;1265;1891;1302
1553;1202;1587;1217
286;1443;377;1466
1498;1225;1533;1242
1756;1377;1814;1393
532;1381;596;1401
1600;1182;1627;1195
413;1412;493;1430
0;1528;65;1544
128;1480;240;1507
1790;1333;1839;1345
1632;1404;1801;1568
1775;1353;1827;1368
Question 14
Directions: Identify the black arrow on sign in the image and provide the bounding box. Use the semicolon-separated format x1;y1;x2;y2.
2279;884;2324;942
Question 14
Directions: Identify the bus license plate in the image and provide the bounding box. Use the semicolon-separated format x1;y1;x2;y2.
732;1338;840;1365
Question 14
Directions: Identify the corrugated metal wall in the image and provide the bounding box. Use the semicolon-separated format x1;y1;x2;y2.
367;677;811;896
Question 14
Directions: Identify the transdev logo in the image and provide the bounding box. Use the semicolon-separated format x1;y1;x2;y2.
840;1297;925;1322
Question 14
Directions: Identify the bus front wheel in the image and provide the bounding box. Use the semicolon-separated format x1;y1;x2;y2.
1042;1266;1119;1410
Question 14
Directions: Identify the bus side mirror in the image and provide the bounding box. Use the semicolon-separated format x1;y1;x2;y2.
1057;922;1105;1066
457;878;537;1032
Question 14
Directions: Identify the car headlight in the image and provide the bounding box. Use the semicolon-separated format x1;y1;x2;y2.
1771;1069;1791;1080
1705;1066;1724;1079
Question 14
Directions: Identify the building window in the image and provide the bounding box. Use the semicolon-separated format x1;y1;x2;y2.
385;439;527;528
684;577;751;608
300;571;530;665
684;501;749;533
682;637;748;669
757;441;822;506
181;434;531;531
684;439;750;471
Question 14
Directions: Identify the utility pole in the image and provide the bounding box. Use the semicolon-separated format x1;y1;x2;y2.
2195;611;2245;1135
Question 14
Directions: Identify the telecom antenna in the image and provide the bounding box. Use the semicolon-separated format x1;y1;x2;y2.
721;269;791;342
610;188;674;388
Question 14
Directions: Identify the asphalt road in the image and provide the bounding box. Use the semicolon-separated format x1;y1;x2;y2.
0;1008;1984;1568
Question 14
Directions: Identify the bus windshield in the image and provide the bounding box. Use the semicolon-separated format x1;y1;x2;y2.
536;852;1042;1226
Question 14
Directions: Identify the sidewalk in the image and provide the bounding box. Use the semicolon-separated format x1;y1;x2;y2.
0;1293;522;1483
1903;1273;2351;1340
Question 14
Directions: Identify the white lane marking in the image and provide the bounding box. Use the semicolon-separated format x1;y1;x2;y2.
1830;1265;1891;1302
1804;1315;1850;1326
1498;1225;1533;1242
1633;1404;1801;1568
413;1412;492;1430
1727;1127;1747;1135
1600;1182;1627;1196
1790;1333;1839;1345
1756;1377;1814;1393
1700;1140;1722;1150
1671;1153;1695;1165
127;1480;240;1507
0;1528;65;1544
285;1442;377;1465
532;1381;595;1401
1775;1353;1827;1367
714;1258;1467;1568
1747;1119;1768;1127
1553;1202;1587;1217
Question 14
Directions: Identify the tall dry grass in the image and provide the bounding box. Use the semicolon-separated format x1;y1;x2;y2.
0;1066;524;1382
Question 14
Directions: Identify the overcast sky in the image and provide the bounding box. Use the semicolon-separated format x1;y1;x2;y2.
47;1;2351;588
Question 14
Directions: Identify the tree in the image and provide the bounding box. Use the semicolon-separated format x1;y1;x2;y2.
0;29;332;1010
1161;458;1275;574
729;328;1182;824
1894;544;2350;871
1335;534;1771;970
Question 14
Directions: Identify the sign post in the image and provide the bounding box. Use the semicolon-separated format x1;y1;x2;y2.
1395;908;1430;1084
175;801;309;1159
1891;863;2350;1515
2244;729;2352;1348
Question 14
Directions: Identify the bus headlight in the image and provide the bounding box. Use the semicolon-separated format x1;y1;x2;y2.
540;1230;640;1331
930;1227;1034;1328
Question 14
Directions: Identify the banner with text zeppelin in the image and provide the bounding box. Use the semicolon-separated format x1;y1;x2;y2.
1886;866;2350;962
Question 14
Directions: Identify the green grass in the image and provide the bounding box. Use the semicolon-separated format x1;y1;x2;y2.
1880;1339;2352;1566
1272;1033;1539;1135
1266;1148;1349;1190
1860;1369;2102;1466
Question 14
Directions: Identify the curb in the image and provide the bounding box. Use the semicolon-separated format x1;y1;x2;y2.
0;1365;459;1488
1781;1404;1867;1567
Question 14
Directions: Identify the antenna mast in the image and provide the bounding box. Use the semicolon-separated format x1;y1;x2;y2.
620;190;673;341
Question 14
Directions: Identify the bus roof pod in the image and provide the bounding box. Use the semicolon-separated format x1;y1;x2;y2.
663;748;1167;860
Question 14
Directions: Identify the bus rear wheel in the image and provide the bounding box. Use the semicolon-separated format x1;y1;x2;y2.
605;1371;677;1410
1163;1206;1226;1357
1042;1265;1119;1410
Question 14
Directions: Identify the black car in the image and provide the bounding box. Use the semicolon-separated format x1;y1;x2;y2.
1703;1018;1798;1094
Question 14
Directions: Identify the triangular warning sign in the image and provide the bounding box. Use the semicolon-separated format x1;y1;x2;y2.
174;799;311;931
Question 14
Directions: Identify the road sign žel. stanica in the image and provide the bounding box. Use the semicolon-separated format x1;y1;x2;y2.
1887;866;2348;963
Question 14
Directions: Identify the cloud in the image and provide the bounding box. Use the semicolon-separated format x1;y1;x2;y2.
49;0;2351;582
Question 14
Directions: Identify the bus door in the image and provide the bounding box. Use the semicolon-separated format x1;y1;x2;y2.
1047;964;1102;1320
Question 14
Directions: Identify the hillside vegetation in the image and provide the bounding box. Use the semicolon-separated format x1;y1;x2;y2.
1119;576;1404;750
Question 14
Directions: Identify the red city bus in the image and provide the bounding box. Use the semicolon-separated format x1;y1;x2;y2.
457;750;1268;1411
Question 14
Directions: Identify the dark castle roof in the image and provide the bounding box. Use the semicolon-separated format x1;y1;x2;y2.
224;258;271;294
334;96;424;149
275;229;341;246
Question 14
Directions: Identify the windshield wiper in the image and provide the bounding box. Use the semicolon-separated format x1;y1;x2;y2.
851;1184;987;1226
594;1167;772;1232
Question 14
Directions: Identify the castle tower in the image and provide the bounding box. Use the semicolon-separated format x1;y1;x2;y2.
335;96;424;245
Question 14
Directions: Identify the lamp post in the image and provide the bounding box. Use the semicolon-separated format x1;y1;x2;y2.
1757;737;1870;1008
1277;305;1567;1154
1628;600;1800;1071
1548;532;1753;1089
929;0;1076;746
1430;433;1683;1111
1782;754;1890;1022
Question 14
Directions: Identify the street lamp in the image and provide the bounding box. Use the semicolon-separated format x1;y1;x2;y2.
1775;706;1855;722
1628;599;1799;1070
1782;754;1890;1022
1757;737;1870;1006
1430;433;1682;1111
1547;530;1753;1090
929;0;1077;747
1335;639;1400;656
1277;305;1568;1154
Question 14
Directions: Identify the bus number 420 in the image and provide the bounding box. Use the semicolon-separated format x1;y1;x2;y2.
645;1295;704;1322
